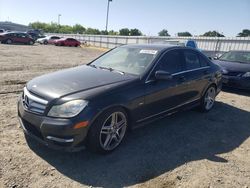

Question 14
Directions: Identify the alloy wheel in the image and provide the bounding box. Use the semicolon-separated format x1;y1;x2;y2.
204;87;216;110
99;111;127;151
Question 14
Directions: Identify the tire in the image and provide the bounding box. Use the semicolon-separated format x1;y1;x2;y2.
44;40;48;45
6;39;12;44
200;85;216;112
75;44;78;47
29;40;34;45
87;107;128;154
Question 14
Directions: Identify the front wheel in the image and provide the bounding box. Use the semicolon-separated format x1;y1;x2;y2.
87;108;128;153
200;86;216;112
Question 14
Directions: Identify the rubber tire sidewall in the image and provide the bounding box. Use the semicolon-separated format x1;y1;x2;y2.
86;107;128;154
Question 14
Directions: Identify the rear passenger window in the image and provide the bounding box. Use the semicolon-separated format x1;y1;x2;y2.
184;51;200;70
157;50;183;74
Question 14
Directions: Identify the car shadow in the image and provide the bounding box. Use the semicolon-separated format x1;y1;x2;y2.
26;101;250;188
222;87;250;97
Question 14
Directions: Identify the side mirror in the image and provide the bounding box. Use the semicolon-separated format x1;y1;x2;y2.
213;56;219;60
155;70;173;80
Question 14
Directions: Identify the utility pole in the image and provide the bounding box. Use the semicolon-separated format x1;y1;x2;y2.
58;14;61;25
105;0;112;32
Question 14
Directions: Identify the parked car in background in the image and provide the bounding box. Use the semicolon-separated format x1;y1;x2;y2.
18;44;222;153
54;38;81;47
37;36;61;45
213;51;250;90
0;32;34;45
163;39;199;50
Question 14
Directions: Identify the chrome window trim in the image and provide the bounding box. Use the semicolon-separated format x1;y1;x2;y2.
145;66;210;84
23;87;48;105
144;47;211;84
171;66;210;76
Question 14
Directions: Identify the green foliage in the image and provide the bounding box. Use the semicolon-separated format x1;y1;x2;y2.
108;30;119;35
130;28;142;36
203;31;225;37
177;32;192;37
29;22;143;36
237;29;250;37
119;28;130;36
119;28;142;36
72;24;86;34
158;29;170;36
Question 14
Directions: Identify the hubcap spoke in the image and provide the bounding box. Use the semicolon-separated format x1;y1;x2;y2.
205;87;215;110
115;120;125;130
104;134;113;148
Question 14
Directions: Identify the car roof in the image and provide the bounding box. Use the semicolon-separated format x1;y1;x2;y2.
120;44;184;51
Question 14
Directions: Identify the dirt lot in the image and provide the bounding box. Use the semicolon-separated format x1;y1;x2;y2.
0;44;250;188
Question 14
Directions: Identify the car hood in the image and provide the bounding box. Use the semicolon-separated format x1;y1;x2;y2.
26;65;136;101
213;60;250;72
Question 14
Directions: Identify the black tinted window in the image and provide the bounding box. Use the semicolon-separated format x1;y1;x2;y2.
184;51;200;70
157;50;183;74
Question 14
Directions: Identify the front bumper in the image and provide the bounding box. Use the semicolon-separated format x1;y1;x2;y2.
222;75;250;90
18;99;89;152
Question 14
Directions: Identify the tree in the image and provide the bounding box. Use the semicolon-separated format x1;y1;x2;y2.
177;32;192;37
130;28;142;36
108;30;118;35
72;24;86;34
203;31;225;37
237;29;250;37
119;28;130;36
86;28;101;35
158;29;170;36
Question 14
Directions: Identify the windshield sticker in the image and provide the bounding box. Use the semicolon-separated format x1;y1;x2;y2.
139;49;158;55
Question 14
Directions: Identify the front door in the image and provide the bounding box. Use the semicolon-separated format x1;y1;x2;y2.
139;49;190;121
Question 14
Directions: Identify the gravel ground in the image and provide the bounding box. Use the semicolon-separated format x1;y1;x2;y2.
0;44;250;188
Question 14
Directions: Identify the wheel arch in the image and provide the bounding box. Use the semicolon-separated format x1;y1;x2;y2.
88;104;133;130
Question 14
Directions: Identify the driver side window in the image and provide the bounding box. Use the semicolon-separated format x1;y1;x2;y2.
156;50;183;74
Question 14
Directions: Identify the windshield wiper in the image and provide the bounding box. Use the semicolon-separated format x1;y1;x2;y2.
99;66;125;75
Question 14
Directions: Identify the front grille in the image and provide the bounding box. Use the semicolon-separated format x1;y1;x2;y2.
22;87;48;114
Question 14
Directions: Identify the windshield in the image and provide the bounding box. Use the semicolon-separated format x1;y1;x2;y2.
90;46;158;75
219;51;250;64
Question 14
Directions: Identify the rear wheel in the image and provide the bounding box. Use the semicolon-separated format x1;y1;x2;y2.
29;40;34;45
87;108;128;153
44;40;48;45
6;39;12;44
200;86;216;112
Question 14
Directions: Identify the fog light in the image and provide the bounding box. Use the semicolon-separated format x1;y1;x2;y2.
46;136;74;143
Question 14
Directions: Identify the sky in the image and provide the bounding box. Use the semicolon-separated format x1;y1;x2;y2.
0;0;249;37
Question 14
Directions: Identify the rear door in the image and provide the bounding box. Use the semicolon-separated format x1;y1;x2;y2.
181;49;211;101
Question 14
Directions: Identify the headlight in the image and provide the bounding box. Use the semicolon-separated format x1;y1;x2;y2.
242;72;250;78
48;100;88;118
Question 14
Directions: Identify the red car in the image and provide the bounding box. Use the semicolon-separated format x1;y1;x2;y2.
54;38;81;47
0;32;35;45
